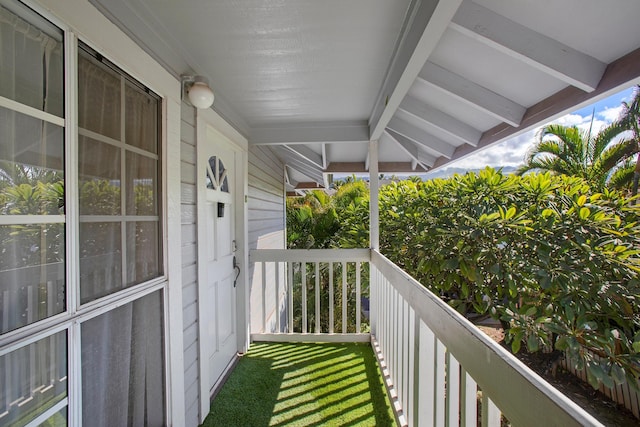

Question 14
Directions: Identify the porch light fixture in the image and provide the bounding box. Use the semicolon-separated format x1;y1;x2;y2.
182;75;215;109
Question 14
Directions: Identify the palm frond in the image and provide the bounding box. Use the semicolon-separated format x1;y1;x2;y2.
591;120;628;159
593;137;638;176
607;158;636;190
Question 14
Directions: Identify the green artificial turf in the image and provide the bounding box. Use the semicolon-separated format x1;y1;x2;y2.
201;342;397;427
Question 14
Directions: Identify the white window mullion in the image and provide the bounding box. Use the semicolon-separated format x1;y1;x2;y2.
79;215;159;223
64;28;81;427
24;397;68;427
65;29;79;314
78;128;158;160
68;322;81;427
0;95;65;127
0;215;65;225
120;76;128;288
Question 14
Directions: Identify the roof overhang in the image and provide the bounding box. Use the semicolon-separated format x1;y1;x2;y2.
91;0;640;185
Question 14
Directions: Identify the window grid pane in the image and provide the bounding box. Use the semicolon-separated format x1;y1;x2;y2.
0;3;64;117
77;52;121;140
0;331;68;426
79;136;121;216
78;44;162;304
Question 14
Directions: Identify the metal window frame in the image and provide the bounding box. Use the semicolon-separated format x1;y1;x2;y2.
0;2;171;425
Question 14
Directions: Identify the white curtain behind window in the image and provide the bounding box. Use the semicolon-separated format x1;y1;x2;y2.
0;4;66;425
0;4;63;115
0;3;65;335
81;290;165;427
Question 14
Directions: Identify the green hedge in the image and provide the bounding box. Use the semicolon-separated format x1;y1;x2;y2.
287;168;640;389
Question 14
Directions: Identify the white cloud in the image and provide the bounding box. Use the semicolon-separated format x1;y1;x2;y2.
447;128;538;170
551;113;590;127
439;89;634;172
599;105;624;123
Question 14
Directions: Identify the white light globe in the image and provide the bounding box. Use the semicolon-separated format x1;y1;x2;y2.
188;79;215;109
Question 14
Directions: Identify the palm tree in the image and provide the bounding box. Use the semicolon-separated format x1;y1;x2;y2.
617;86;640;197
516;116;637;190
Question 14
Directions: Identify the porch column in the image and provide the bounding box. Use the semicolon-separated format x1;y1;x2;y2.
369;139;379;250
369;139;379;336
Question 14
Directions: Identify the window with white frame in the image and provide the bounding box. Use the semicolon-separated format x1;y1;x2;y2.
0;1;166;425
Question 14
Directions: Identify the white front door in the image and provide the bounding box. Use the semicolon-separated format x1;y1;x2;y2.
197;125;239;394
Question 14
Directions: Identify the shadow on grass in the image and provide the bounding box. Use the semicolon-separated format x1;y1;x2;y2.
201;342;396;427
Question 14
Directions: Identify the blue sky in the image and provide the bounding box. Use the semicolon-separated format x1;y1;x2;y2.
430;86;637;174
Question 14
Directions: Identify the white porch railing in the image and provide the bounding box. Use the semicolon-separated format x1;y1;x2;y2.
250;248;604;427
251;248;370;342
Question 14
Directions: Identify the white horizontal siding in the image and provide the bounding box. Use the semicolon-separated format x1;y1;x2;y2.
183;341;200;427
182;277;197;303
248;145;285;334
180;103;200;426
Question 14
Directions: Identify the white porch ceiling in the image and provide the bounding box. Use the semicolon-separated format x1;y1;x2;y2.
92;0;640;186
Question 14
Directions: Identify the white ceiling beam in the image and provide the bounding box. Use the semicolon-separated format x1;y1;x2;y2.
281;144;324;169
285;160;323;183
325;162;427;173
284;166;300;189
387;117;456;158
321;143;327;169
323;172;331;191
399;95;481;146
286;165;323;184
382;131;429;170
417;150;438;168
274;147;324;183
450;1;606;93
386;129;438;167
250;121;369;145
369;0;464;141
418;62;526;127
433;47;640;171
284;166;291;185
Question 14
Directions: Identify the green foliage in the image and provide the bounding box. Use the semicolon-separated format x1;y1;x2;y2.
0;165;65;271
286;168;640;390
286;181;369;249
380;169;640;389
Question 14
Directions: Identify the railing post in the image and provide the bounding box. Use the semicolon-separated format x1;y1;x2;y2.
355;261;361;333
482;395;501;427
419;321;436;427
370;264;377;336
287;261;293;333
329;262;334;334
460;368;478;427
315;262;320;334
302;262;307;334
342;262;347;334
261;261;266;332
275;262;280;333
446;353;461;426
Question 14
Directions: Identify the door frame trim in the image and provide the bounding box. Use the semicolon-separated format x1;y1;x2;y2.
195;107;248;421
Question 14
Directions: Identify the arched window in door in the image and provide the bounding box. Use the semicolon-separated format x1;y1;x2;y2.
205;155;229;193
